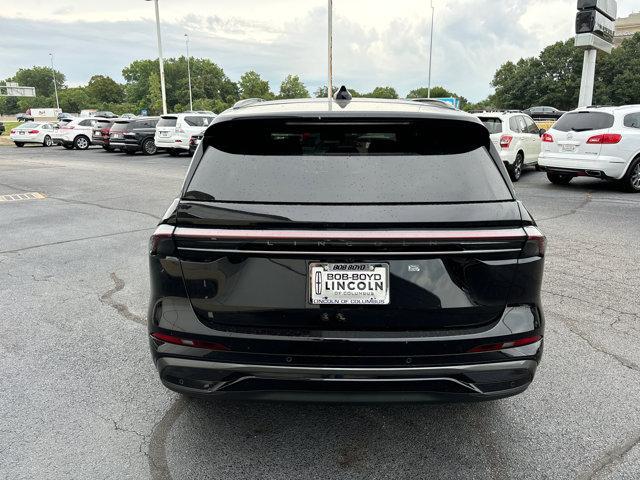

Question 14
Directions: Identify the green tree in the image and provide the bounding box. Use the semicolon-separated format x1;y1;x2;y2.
407;86;468;108
365;86;399;99
9;66;65;98
238;71;274;99
86;75;124;104
277;75;309;99
58;87;90;113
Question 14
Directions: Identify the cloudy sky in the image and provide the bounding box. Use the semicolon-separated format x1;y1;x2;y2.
0;0;637;101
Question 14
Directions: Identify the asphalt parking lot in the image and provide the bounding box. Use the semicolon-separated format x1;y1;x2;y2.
0;145;639;480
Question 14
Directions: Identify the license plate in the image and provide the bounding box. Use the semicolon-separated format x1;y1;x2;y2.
309;263;390;305
160;132;170;137
19;131;25;135
561;144;576;152
112;133;121;139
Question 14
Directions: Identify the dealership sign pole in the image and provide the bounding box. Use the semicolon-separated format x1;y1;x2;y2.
148;0;168;115
49;53;60;110
328;0;333;100
575;0;617;107
427;0;434;98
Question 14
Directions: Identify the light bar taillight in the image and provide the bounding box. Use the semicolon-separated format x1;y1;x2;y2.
28;130;39;134
468;335;542;353
149;224;176;255
500;135;513;149
151;332;229;351
541;133;554;143
523;226;546;257
586;133;621;144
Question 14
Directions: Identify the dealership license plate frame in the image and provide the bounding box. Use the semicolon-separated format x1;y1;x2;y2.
309;262;390;305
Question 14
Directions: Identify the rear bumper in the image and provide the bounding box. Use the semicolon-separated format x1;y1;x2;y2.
155;137;189;150
538;152;629;180
155;356;538;402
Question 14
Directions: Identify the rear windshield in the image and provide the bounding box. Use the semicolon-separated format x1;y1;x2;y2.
553;112;614;132
186;118;512;204
184;116;214;127
158;117;177;127
18;122;38;128
478;117;502;134
110;121;131;132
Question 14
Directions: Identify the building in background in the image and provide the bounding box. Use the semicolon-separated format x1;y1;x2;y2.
614;12;640;47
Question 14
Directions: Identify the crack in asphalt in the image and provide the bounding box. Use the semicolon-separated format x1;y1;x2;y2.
578;432;640;480
148;397;189;480
0;227;154;255
537;191;592;221
99;272;145;325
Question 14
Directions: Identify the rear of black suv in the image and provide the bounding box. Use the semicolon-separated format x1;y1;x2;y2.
148;99;545;402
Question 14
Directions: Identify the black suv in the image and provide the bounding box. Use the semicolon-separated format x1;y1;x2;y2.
148;96;546;402
110;117;159;155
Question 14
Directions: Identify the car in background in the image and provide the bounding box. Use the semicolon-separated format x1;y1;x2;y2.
10;121;56;147
408;98;457;110
538;106;640;192
93;111;118;119
119;117;160;155
91;119;116;151
16;113;34;122
120;113;137;119
188;134;203;155
475;111;542;181
57;112;74;121
52;117;100;150
106;119;131;152
0;122;4;135
522;106;566;121
154;113;215;156
148;96;546;402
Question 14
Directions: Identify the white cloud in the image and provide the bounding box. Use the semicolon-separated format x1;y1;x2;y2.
0;0;637;101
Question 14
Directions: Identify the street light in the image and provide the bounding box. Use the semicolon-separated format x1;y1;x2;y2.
427;0;434;98
146;0;167;114
49;53;60;110
185;34;193;111
328;0;333;100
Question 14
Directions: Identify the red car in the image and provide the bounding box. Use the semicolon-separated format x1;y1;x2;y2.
91;119;116;152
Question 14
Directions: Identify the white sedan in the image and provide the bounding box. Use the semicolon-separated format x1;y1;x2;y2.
10;122;56;147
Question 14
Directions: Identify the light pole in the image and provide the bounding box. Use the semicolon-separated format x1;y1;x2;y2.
427;0;434;98
147;0;167;114
49;53;60;110
185;34;193;111
328;0;333;100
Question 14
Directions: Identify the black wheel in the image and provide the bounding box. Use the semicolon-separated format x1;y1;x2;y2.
620;158;640;193
142;138;157;155
168;148;181;157
14;142;24;147
508;152;525;182
74;136;90;150
62;144;74;150
547;172;574;185
535;164;542;172
124;150;136;155
103;145;115;152
43;135;53;147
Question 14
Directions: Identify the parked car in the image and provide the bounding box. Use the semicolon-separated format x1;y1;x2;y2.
120;113;137;119
106;119;131;152
475;111;542;181
148;95;546;402
93;111;118;119
538;106;640;192
0;122;4;135
154;113;215;155
16;113;34;122
522;106;566;121
10;121;56;147
57;112;74;121
51;117;99;150
91;119;116;151
119;117;160;155
188;134;203;155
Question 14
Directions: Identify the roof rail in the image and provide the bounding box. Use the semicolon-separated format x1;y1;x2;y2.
232;98;265;109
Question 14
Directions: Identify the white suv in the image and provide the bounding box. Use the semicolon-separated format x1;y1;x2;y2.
52;117;103;150
154;113;215;156
538;106;640;192
475;112;542;181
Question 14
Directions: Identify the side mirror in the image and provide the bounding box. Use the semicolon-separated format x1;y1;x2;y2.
539;128;546;136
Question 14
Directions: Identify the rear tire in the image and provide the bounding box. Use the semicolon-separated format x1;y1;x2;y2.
508;152;524;182
43;135;53;147
14;142;24;147
142;138;157;155
103;145;115;152
547;172;574;185
124;150;136;155
62;144;74;150
168;148;181;157
620;158;640;193
74;135;90;150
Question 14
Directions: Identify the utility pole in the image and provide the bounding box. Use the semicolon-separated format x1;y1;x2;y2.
578;49;597;107
185;34;193;111
148;0;168;114
49;53;60;110
328;0;333;100
427;0;434;98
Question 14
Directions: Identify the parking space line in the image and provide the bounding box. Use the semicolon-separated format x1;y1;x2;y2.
0;192;46;202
